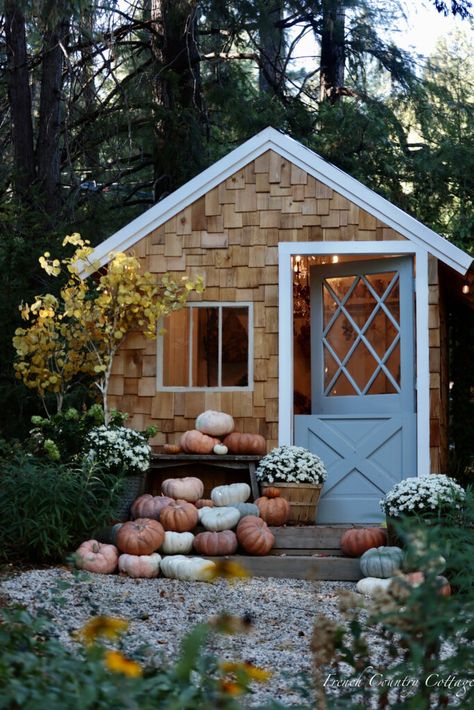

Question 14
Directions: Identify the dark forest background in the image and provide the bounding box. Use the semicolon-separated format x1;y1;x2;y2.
0;0;472;471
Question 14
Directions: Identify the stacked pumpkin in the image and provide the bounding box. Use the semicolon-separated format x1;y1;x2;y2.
75;473;290;580
169;410;266;456
340;528;451;597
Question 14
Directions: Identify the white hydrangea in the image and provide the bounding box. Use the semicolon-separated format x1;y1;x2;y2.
255;445;327;484
380;474;465;517
83;425;151;475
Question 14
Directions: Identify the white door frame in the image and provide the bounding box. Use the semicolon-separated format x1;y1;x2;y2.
278;241;430;477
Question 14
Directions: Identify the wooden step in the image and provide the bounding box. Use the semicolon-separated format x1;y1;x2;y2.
208;554;362;581
269;524;381;551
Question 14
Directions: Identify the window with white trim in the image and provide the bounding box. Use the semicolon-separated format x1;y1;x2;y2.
157;302;253;391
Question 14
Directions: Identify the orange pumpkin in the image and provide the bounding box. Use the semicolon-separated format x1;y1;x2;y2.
261;487;281;498
75;540;119;574
159;500;199;532
116;518;165;555
236;515;275;555
340;528;387;557
163;444;181;454
223;432;266;455
255;495;290;526
131;494;173;520
180;430;220;454
405;572;452;597
195;499;215;509
193;530;238;556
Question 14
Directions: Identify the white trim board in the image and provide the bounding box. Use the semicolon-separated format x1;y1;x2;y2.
278;242;431;477
82;126;472;276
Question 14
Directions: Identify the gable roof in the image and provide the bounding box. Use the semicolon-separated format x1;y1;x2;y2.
87;126;472;275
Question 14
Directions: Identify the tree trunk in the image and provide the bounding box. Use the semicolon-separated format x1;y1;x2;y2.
319;0;346;103
36;5;69;211
258;0;286;98
4;1;35;198
150;0;205;200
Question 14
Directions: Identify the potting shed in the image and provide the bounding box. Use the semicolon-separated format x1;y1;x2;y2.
88;127;473;527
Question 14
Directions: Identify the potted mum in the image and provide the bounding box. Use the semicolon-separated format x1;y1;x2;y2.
82;424;155;520
255;445;327;524
380;474;466;545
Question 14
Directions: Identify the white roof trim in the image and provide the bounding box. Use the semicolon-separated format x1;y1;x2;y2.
84;126;472;276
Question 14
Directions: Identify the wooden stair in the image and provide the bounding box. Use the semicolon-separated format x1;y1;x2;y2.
209;525;365;581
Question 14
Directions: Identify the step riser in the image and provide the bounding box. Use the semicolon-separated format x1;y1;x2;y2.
208;555;361;581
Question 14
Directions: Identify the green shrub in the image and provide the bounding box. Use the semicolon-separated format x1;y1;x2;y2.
0;603;287;710
0;455;124;563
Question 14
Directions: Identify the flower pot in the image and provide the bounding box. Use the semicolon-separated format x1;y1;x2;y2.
260;481;323;524
385;515;406;547
112;473;146;522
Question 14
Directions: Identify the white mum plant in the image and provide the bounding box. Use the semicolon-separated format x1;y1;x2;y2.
380;474;465;518
83;425;151;476
255;445;327;485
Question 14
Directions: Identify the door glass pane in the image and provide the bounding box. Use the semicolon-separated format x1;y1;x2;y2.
192;307;218;387
323;277;355;327
345;341;378;392
163;310;189;386
367;369;397;395
385;341;401;386
365;310;398;358
222;307;249;386
329;371;357;396
386;278;400;323
366;271;396;297
326;312;356;360
323;346;339;390
345;279;377;328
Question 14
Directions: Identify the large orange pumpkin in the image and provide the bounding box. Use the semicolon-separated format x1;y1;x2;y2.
223;432;266;455
340;528;387;557
255;494;290;526
116;518;165;555
159;500;199;532
193;530;238;556
131;494;173;520
236;515;275;555
180;430;220;454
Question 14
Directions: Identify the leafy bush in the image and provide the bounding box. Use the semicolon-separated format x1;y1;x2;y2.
311;488;474;709
0;604;287;710
0;455;124;562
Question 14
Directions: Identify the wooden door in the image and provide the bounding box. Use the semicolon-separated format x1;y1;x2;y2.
294;257;416;523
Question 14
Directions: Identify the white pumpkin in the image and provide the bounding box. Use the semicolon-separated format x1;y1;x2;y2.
160;554;215;582
213;444;228;455
211;483;251;507
195;410;234;437
356;577;393;595
118;553;161;579
199;506;240;531
160;531;195;555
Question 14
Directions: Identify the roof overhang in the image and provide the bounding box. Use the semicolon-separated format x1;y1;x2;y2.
81;127;473;276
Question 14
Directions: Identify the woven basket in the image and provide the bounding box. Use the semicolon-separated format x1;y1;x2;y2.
113;473;146;522
260;481;323;524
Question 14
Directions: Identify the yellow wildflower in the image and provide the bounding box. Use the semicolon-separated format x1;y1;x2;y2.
206;559;250;581
75;616;129;645
220;661;272;683
104;650;142;678
219;679;244;696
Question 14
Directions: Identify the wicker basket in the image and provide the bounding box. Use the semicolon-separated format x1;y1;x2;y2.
260;481;323;524
113;473;146;522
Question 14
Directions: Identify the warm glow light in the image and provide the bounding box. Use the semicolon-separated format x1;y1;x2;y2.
295;255;302;263
462;284;470;294
332;255;339;263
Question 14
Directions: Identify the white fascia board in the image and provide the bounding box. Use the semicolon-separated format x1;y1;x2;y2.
82;126;472;277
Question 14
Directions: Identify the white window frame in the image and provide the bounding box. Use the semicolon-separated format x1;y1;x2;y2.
157;302;254;392
278;241;430;477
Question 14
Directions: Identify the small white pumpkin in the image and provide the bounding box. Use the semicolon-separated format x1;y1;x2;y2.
118;553;161;579
211;483;251;507
160;554;215;582
199;506;241;531
356;577;393;595
213;444;228;455
160;531;195;555
195;410;234;437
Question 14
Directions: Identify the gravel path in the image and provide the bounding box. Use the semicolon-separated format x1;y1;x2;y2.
1;567;356;707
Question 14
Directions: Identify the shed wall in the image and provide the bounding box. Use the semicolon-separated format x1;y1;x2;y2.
107;150;444;470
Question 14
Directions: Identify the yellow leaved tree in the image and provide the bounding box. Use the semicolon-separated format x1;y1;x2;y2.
13;234;203;423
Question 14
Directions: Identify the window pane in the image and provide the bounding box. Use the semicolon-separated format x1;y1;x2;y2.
192;307;219;387
222;307;249;386
162;309;189;386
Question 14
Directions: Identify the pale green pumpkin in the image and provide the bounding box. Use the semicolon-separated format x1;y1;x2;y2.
360;546;404;578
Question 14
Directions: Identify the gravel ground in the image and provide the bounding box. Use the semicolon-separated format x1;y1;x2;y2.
0;567;357;707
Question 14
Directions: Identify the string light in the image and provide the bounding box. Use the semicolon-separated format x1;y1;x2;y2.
462;283;469;294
